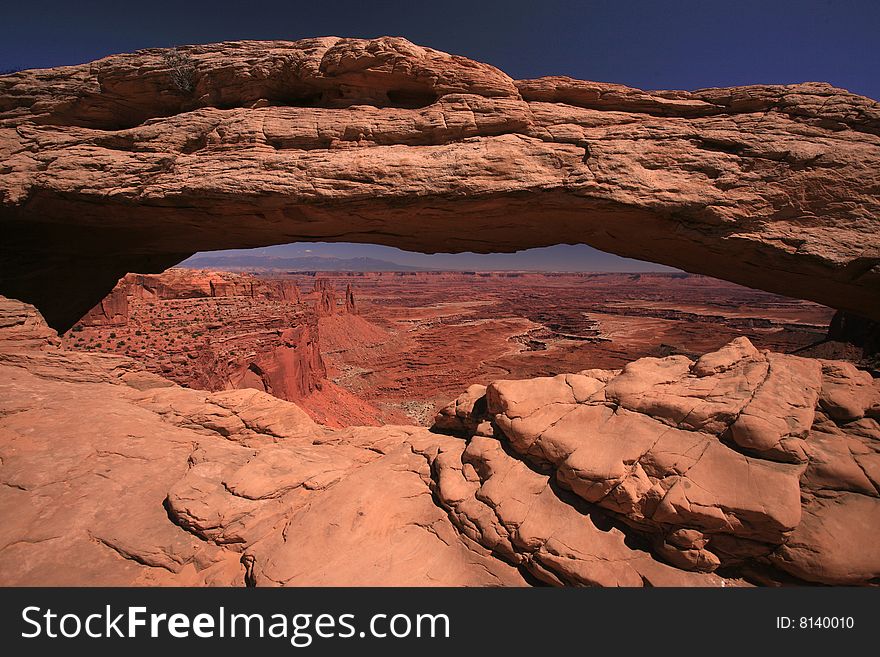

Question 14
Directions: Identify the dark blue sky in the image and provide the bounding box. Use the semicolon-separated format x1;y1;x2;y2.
4;0;877;271
5;0;877;98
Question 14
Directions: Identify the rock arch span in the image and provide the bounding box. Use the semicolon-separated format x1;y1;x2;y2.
1;36;878;331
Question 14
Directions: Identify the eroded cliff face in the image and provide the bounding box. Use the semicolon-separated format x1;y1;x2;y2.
64;270;393;429
1;37;878;331
74;270;322;398
230;325;326;401
80;286;129;327
2;295;878;586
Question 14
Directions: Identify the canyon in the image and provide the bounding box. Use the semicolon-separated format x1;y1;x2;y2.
66;269;392;427
0;36;878;587
63;268;835;426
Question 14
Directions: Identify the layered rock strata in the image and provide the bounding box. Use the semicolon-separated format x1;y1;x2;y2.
2;295;877;586
1;37;878;331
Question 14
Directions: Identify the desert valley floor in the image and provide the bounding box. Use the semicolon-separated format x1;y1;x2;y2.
62;269;837;428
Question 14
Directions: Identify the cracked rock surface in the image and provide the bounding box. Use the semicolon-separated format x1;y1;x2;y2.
436;336;880;584
1;296;878;586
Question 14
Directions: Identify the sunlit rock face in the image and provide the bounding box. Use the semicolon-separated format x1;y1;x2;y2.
435;336;880;585
1;36;879;331
1;295;878;586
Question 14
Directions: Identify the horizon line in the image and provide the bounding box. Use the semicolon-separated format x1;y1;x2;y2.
173;265;690;275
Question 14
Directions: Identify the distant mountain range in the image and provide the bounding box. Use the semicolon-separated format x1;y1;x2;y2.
180;254;428;272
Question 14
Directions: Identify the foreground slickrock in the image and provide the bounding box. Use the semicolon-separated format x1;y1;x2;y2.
1;37;879;331
1;295;878;586
0;296;523;586
436;338;880;585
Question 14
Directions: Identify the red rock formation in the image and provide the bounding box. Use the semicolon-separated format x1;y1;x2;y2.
127;270;214;299
209;277;252;298
61;269;394;427
126;269;303;302
0;295;60;351
807;310;880;373
1;37;878;331
277;279;301;303
433;337;880;584
79;286;128;327
3;295;877;586
0;36;877;589
315;280;337;316
297;271;836;426
231;325;326;400
344;283;357;314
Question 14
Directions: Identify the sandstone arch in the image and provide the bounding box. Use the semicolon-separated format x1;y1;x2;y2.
1;36;878;331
